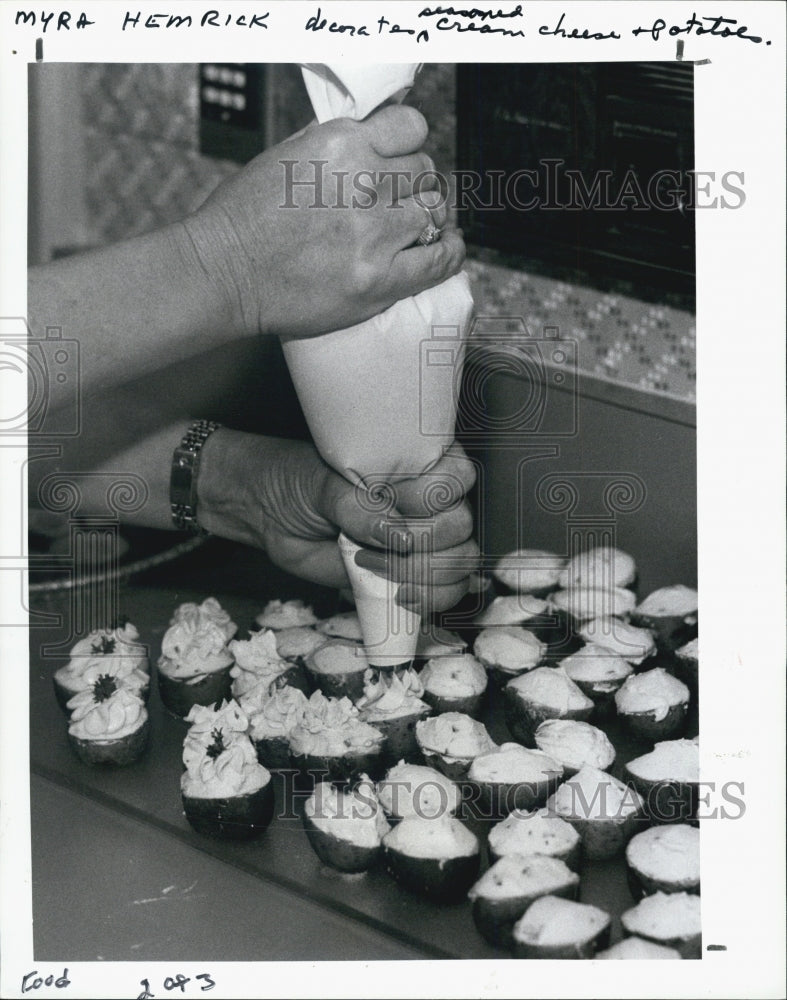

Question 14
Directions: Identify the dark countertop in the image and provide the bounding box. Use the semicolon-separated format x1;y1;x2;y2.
29;536;695;963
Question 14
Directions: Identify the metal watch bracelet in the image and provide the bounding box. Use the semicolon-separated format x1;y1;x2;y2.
169;419;222;533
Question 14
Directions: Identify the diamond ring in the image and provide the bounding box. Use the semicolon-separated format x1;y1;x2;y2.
417;222;442;246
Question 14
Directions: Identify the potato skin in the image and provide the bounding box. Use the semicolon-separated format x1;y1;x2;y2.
182;781;275;840
157;667;233;719
471;774;562;821
422;690;485;720
290;748;384;788
503;686;593;747
619;702;688;742
513;922;611;960
68;717;150;766
383;845;480;903
626;865;700;901
472;880;579;950
624;769;699;825
621;924;701;959
302;812;382;873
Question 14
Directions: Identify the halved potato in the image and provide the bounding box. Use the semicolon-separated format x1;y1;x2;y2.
621;891;701;958
302;780;389;873
382;816;480;902
512;895;611;959
182;779;274;840
504;667;593;746
625;824;700;898
469;854;579;949
624;738;699;824
546;765;646;860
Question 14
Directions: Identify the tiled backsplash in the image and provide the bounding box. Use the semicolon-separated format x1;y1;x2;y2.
43;63;695;401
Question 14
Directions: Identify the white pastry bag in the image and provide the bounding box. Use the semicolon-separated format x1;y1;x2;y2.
282;64;474;665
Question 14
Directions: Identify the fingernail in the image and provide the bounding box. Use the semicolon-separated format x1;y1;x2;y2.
371;519;390;546
396;584;423;612
354;548;388;578
390;529;413;554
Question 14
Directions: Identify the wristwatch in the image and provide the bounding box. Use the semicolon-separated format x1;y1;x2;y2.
169;419;222;533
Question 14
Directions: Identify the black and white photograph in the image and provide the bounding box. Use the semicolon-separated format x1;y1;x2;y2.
1;3;784;998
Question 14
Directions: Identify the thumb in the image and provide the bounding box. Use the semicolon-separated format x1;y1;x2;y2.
320;469;413;556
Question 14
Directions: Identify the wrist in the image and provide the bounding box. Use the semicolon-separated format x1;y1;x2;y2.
175;205;259;342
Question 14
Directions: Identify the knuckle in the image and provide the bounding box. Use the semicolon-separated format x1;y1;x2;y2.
454;503;475;541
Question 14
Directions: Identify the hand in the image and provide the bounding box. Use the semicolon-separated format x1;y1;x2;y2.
178;104;465;342
197;430;478;613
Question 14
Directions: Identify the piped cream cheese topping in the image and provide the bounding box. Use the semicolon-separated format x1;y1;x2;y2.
159;599;236;680
56;655;149;700
468;853;578;902
305;779;390;847
493;549;566;593
181;719;270;799
635;584;698;619
614;668;690;721
171;598;237;641
184;699;250;742
473;627;545;674
578;618;656;665
415;713;497;760
474;595;549;628
420;655;487;699
67;681;147;741
626;824;700;885
316;612;363;641
675;637;699;661
356;668;429;720
596;937;682;959
383;815;479;860
487;809;580;861
506;667;594;715
621;891;701;940
309;640;368;676
559;644;633;690
512;895;609;948
255;599;318;630
534;719;616;773
550;587;637;622
415;628;467;659
288;691;384;757
229;629;291;698
547;765;644;822
377;762;461;819
468;742;563;785
248;685;309;740
558;546;637;590
57;622;149;694
64;621;147;668
274;626;325;662
626;738;700;784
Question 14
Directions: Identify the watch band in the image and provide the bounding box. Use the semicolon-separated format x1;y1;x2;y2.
169;419;222;533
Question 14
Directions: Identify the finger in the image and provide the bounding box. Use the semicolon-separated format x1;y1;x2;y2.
321;471;413;554
386;228;467;299
393;460;477;517
397;577;472;615
390;194;447;250
363;104;429;157
413;189;449;231
266;535;350;590
361;536;478;584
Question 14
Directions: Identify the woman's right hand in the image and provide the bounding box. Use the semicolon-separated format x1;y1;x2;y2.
178;104;465;342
